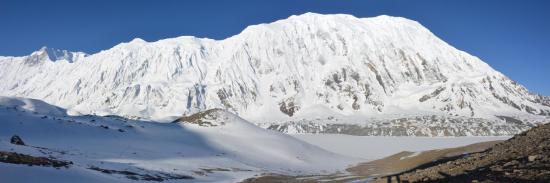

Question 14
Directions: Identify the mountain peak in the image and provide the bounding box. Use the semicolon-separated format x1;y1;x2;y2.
237;12;428;40
30;46;87;63
287;12;413;23
284;12;361;23
290;12;367;20
37;46;49;52
129;38;147;43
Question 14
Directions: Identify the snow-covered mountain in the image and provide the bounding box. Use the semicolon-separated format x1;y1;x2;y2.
0;13;548;136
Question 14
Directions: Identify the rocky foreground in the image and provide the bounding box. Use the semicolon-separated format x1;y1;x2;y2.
242;122;550;183
375;122;550;183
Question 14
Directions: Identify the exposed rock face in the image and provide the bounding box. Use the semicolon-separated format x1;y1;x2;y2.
10;135;25;146
279;98;300;117
259;115;536;136
88;166;193;181
0;151;71;168
172;108;228;127
379;122;550;182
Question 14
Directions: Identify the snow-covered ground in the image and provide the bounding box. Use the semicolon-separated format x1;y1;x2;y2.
0;96;355;182
292;134;510;160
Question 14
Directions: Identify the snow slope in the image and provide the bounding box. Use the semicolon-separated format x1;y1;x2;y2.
0;13;548;135
0;96;354;182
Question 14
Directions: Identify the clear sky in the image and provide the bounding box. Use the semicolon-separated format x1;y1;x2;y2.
1;0;549;95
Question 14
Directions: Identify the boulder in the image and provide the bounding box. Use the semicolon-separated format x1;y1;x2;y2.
10;135;25;145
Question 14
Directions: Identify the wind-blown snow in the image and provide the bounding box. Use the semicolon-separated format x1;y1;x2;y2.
0;96;354;182
0;13;548;135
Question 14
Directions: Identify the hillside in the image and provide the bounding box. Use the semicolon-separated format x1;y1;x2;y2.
0;96;354;182
376;122;550;182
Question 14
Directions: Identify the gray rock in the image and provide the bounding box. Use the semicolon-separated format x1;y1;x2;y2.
10;135;25;146
528;155;538;162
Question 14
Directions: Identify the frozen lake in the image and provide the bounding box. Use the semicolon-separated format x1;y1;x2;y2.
292;134;510;160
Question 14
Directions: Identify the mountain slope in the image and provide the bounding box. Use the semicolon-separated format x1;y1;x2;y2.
0;96;353;182
377;122;550;182
0;13;548;135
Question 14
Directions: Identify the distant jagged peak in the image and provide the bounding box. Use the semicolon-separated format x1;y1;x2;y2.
111;36;216;52
28;46;87;63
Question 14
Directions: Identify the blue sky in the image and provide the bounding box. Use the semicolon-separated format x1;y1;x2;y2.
1;0;549;95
